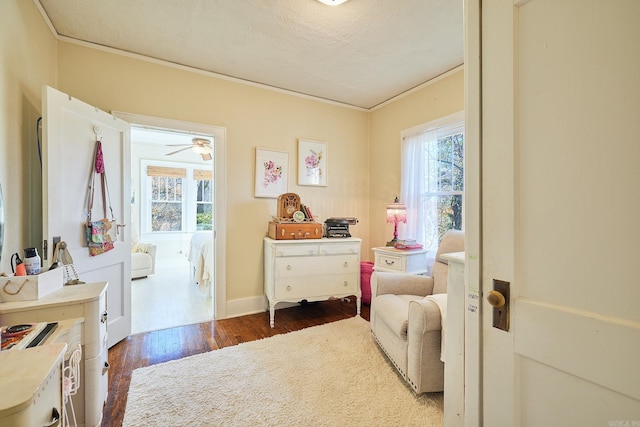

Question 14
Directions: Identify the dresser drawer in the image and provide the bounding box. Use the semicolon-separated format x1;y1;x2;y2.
318;243;360;255
275;254;358;278
375;252;403;272
84;292;107;358
274;273;359;300
274;244;318;257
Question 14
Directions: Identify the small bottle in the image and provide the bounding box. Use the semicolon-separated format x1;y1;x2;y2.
11;253;26;276
23;247;41;275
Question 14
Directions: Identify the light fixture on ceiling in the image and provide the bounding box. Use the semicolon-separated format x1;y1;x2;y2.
317;0;350;5
166;137;212;160
191;145;210;155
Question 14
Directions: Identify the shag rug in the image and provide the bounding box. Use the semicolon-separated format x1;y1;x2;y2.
123;316;443;426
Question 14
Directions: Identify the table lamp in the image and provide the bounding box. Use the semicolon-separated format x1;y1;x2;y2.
386;196;407;246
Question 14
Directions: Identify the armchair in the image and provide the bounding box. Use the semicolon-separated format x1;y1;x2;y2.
370;229;464;393
130;223;156;279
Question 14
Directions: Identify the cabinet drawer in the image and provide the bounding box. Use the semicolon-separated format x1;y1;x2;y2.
274;244;318;257
84;350;108;427
375;252;403;272
84;293;107;358
318;243;360;255
275;254;358;278
274;273;359;300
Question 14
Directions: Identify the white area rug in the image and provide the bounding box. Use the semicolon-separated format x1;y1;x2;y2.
123;316;443;426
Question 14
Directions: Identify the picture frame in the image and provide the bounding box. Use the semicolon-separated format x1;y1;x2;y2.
255;148;289;198
298;139;328;186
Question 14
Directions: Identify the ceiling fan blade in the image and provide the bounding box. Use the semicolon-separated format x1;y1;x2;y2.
166;144;193;147
200;152;212;161
166;146;193;156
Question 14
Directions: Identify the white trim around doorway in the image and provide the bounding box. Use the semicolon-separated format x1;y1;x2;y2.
113;111;228;320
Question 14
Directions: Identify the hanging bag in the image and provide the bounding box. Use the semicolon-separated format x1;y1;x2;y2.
85;141;116;256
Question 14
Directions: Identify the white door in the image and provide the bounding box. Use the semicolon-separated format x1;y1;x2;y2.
42;85;131;347
477;0;640;425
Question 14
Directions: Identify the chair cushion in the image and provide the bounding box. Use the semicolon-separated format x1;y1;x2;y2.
374;294;423;339
432;261;449;294
131;252;152;271
435;229;465;264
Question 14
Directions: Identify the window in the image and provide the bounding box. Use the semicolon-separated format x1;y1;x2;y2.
194;169;213;231
401;112;464;251
142;162;212;233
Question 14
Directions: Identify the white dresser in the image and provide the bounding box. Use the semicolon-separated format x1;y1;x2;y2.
264;237;362;328
0;343;66;427
0;282;109;427
372;246;429;275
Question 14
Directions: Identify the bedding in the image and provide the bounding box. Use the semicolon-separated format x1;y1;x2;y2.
187;231;214;294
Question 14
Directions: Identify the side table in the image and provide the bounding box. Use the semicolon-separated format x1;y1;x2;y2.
372;246;429;275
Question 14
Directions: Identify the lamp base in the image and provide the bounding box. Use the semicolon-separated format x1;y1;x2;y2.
386;238;398;247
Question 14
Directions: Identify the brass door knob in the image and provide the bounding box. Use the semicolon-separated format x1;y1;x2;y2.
487;290;506;308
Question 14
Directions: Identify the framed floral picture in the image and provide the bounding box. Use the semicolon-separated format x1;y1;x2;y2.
255;148;289;198
298;139;328;186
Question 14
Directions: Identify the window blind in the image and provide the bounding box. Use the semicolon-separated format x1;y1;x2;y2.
147;166;186;178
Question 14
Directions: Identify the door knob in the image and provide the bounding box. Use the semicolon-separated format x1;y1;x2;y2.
487;290;506;308
489;280;510;331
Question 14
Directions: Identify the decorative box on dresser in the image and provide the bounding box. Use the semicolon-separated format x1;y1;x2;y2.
0;282;108;427
372;246;429;275
0;343;66;426
264;237;362;328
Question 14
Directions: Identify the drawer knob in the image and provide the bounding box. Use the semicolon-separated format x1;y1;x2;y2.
103;361;110;375
343;261;348;267
287;265;292;270
101;311;108;323
286;285;292;291
343;281;348;286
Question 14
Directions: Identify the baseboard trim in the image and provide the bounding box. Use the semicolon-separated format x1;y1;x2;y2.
224;296;298;319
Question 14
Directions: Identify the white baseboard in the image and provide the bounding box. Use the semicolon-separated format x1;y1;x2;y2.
223;295;297;319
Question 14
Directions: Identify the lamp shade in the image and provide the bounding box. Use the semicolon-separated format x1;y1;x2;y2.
386;197;407;224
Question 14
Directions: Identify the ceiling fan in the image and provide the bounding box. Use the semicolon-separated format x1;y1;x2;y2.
166;137;212;160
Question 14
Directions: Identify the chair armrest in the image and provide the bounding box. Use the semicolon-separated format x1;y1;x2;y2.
371;271;435;298
146;244;157;275
408;298;442;333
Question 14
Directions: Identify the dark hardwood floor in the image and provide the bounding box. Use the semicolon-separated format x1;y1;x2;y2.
102;299;370;426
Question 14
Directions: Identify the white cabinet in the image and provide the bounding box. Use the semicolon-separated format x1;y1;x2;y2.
264;237;362;328
441;252;466;427
372;246;429;275
0;282;108;427
0;343;66;427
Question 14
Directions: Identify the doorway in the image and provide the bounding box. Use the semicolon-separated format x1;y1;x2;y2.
115;112;227;334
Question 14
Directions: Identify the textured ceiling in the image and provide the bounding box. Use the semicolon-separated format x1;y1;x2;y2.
36;0;463;110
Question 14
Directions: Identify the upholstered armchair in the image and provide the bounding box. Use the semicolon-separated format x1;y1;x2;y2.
130;224;157;279
370;229;464;393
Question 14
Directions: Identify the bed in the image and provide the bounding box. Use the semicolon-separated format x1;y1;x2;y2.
187;231;214;295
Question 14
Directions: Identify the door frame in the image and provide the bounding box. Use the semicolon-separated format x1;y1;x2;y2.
463;0;483;425
113;111;227;320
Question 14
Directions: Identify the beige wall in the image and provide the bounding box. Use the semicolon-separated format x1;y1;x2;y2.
0;2;464;313
0;0;57;272
368;70;464;258
56;42;371;303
